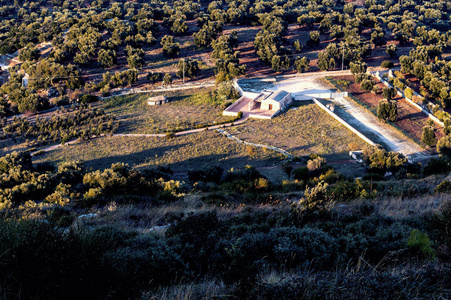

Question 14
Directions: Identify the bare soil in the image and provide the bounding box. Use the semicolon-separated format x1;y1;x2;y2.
337;75;444;144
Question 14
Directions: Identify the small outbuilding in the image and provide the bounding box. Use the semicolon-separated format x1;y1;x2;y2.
260;90;292;111
147;95;169;105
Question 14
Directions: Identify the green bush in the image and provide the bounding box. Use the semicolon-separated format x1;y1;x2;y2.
188;166;223;184
435;180;451;193
271;227;339;269
292;166;309;182
404;87;414;99
360;79;374;92
407;229;434;259
423;157;449;176
79;94;98;104
381;60;394;68
291;181;333;223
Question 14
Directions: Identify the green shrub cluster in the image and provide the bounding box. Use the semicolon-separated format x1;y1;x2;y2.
2;104;118;145
0;152;184;212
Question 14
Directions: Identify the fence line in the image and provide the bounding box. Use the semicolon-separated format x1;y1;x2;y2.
216;129;293;158
312;98;376;146
373;73;444;127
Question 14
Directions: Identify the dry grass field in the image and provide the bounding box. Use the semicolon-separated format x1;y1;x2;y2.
33;131;285;175
103;87;235;134
226;102;367;156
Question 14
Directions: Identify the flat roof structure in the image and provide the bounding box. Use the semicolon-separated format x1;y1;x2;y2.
268;90;289;102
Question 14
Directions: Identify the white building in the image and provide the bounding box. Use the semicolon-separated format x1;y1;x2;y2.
147;95;169;105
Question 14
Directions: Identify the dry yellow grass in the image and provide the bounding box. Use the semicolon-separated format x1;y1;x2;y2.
103;88;233;134
226;102;367;157
33;131;284;172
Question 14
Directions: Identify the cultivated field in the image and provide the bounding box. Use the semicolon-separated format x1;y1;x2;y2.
102;87;234;134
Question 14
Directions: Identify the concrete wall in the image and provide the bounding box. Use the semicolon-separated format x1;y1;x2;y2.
223;96;245;117
233;79;244;96
261;99;280;111
223;111;239;117
293;92;348;101
313;98;376;146
249;109;281;119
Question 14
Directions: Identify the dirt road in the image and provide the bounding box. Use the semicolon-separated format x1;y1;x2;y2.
331;97;428;160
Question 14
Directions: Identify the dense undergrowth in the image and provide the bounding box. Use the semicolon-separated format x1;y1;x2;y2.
1;149;451;299
0;103;118;147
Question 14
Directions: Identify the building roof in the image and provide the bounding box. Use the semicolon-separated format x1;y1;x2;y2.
147;95;167;102
267;90;289;102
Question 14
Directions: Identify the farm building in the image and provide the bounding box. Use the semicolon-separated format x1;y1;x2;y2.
259;90;292;111
147;95;169;105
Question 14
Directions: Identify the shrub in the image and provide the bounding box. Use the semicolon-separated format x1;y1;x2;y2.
350;61;367;75
372;85;381;94
437;135;451;159
355;73;372;84
423;157;449;176
217;81;240;100
165;132;175;139
188;166;223;184
393;77;405;90
292;167;309;182
407;229;434;259
291;181;334;223
421;126;436;147
307;156;326;172
363;145;407;174
377;100;397;122
394;70;405;80
435;180;451;193
165;211;219;275
176;58;200;79
161;35;180;58
360;79;374;92
381;60;394;68
271;227;339;269
404;87;414;99
147;72;163;83
79;94;98;104
329;179;376;202
412;94;423;104
163;73;172;85
382;87;396;100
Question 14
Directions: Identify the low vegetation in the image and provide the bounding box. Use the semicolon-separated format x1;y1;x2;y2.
33;132;284;173
3;0;451;298
102;88;238;134
2;147;451;299
1;103;118;148
226;102;366;157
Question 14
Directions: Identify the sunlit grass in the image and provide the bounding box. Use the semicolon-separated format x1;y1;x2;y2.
227;102;366;157
102;87;233;134
34;131;284;172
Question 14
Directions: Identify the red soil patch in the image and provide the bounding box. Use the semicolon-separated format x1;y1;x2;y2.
337;75;444;144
